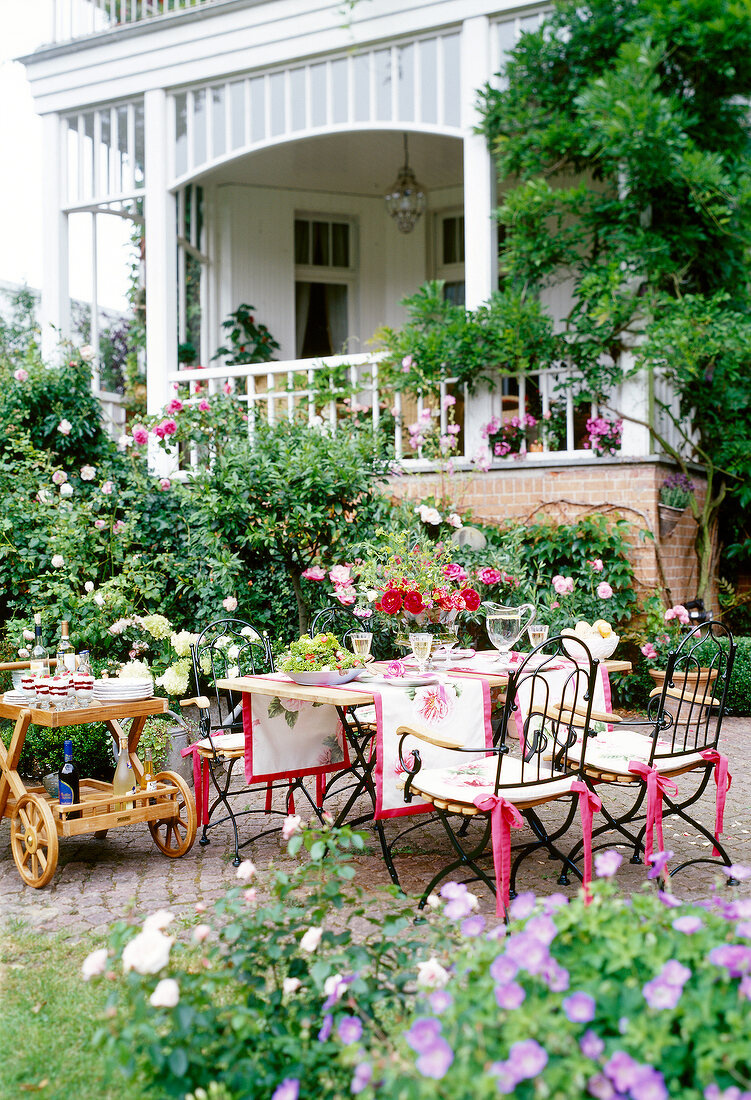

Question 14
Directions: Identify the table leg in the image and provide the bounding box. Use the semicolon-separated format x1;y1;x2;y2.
0;710;33;819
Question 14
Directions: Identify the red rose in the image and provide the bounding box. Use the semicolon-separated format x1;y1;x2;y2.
403;590;426;615
379;590;403;615
460;587;481;611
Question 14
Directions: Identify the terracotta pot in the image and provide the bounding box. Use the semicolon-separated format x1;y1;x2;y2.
648;667;718;727
657;502;685;538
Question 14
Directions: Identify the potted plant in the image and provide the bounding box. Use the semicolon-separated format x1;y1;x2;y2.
483;413;538;459
658;472;695;538
638;597;717;713
582;415;623;457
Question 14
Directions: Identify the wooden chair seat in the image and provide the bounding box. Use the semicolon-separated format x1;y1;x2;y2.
193;733;245;758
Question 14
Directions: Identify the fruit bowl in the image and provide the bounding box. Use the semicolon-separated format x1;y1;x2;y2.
561;630;620;661
285;668;363;686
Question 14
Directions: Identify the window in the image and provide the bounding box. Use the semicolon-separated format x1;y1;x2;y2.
435;212;465;305
294;217;355;358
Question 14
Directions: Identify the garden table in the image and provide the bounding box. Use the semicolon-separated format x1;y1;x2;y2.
0;696;197;887
216;656;631;884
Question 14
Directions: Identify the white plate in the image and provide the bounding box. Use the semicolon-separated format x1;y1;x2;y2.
359;673;439;688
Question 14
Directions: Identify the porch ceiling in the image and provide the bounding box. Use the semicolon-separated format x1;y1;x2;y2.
205;131;463;197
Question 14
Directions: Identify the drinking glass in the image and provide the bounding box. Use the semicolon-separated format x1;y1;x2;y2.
350;632;373;660
34;678;51;710
409;633;433;675
435;621;460;668
527;623;550;649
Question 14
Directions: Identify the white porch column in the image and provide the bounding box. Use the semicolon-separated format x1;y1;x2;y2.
460;15;497;312
40;112;70;360
144;88;178;474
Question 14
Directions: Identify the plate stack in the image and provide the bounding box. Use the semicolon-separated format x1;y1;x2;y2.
3;690;27;705
92;676;154;703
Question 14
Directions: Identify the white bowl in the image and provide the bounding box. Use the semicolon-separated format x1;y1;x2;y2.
561;631;619;661
285;668;363;686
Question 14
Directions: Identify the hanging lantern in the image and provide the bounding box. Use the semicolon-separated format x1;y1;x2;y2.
384;134;426;233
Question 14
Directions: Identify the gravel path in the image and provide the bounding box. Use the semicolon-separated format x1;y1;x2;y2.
1;719;749;939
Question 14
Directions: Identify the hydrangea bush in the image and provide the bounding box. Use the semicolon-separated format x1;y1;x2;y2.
88;824;751;1100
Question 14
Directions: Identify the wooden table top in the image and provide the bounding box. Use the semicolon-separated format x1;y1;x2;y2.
0;697;167;727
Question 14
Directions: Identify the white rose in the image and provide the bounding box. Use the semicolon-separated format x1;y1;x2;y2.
299;926;323;953
235;860;256;881
84;581;94;593
416;956;450;988
81;947;108;981
79;344;96;362
80;465;96;481
18;648;30;659
122;928;173;974
149;978;180;1008
57;419;73;436
51;555;65;569
193;924;211;944
94;593;105;607
283;977;302;995
143;909;175;932
23;629;35;642
60;483;74;497
282;814;302;841
447;513;463;529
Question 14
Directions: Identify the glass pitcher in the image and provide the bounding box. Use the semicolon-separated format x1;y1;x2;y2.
484;603;536;666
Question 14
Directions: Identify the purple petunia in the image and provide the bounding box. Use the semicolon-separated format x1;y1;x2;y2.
272;1080;300;1100
507;1038;548;1080
563;991;596;1023
351;1062;372;1095
490;954;519;984
672;915;703;934
736;921;751;939
416;1037;454;1079
495;982;526;1010
405;1017;442;1053
595;849;622;878
541;958;570;992
428;989;453;1014
337;1015;363;1046
318;1014;334;1042
580;1030;605;1060
661;960;692;987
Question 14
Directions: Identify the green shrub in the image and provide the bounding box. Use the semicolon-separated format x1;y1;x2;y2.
0;719;114;781
723;636;751;717
91;826;751;1100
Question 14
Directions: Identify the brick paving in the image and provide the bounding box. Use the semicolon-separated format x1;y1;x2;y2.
1;719;749;939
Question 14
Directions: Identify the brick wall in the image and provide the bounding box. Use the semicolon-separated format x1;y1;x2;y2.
387;457;709;609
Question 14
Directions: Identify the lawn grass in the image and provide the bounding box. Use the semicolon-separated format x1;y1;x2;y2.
0;924;155;1100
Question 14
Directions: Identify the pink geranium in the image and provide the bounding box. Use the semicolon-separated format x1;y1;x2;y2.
158;478;171;491
596;581;614;600
552;575;574;595
302;565;326;581
131;425;149;445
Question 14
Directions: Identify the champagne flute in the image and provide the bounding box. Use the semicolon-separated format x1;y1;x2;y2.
527;623;550;649
409;633;433;675
350;632;373;661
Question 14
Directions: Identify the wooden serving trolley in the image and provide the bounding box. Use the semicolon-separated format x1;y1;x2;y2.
0;695;197;888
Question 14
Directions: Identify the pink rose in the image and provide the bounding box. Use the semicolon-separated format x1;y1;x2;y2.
154;422;167;439
167;399;183;414
442;394;457;409
223;381;233;395
159;478;171;491
403;590;426;615
329;565;352;586
401;355;413;369
596;581;613;600
162;419;177;436
443;563;468;582
13;368;28;382
57;419;73;436
198;399;211;412
52;470;68;485
113;520;125;534
588;558;604;572
667;604;691;625
552;575;574;595
477;567;502;586
353;607;373;620
641;643;658;659
335;585;357;606
131;425;149;445
384;660;406;679
101;481;113;495
94;519;106;530
223;596;238;612
302;566;326;581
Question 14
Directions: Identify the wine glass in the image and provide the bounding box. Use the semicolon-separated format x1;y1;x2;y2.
409;633;433;675
527;623;550;649
350;632;373;661
435;621;460;668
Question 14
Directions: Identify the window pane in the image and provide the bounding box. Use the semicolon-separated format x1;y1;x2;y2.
118;104;131;185
442;35;460;127
420;38;437;124
443;217;456;264
331;58;348;124
310;63;327;127
212;86;226;157
134;101;145;186
290;68;306;131
250;77;265;142
193;89;207;167
398;43;414;122
294;220;310;265
230;81;245;147
270;72;285;136
312;221;330;266
353;53;370;122
375;49;391;120
332;222;349;267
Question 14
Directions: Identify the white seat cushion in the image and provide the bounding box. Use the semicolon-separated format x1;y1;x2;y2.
194;732;245;755
407;752;577;808
345;704;376;725
569;727;703;777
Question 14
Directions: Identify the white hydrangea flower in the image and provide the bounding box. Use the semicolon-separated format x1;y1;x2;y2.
140;614;173;640
170;630;199;658
120;659;152;679
156;661;190;697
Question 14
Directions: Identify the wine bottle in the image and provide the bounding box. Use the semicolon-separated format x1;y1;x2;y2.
30;613;49;677
57;621;76;674
58;739;80;819
141;746;157;792
112;733;136;810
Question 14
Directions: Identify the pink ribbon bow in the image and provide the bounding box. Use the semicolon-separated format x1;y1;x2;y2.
571;781;602;904
181;741;211;827
628;760;678;865
700;749;732;855
473;794;524;917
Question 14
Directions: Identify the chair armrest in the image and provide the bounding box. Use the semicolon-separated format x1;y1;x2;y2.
180;696;211;709
396;724;464;750
547;702;622;727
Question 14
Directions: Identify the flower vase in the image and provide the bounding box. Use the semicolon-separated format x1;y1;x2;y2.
393;608;459;647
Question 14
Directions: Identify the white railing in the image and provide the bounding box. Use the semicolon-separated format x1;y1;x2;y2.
49;0;224;44
165;353;615;468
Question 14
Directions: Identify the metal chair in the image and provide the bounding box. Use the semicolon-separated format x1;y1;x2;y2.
395;635;603;917
565;620;738;882
181;617;319;865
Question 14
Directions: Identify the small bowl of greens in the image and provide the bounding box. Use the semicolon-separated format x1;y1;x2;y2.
278;633;365;686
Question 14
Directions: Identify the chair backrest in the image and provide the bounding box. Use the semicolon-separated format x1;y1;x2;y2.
492;634;598;793
309;606;393;661
651;620;736;763
190;618;274;738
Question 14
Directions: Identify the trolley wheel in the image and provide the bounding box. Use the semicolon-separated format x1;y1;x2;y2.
147;771;197;858
10;794;59;888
